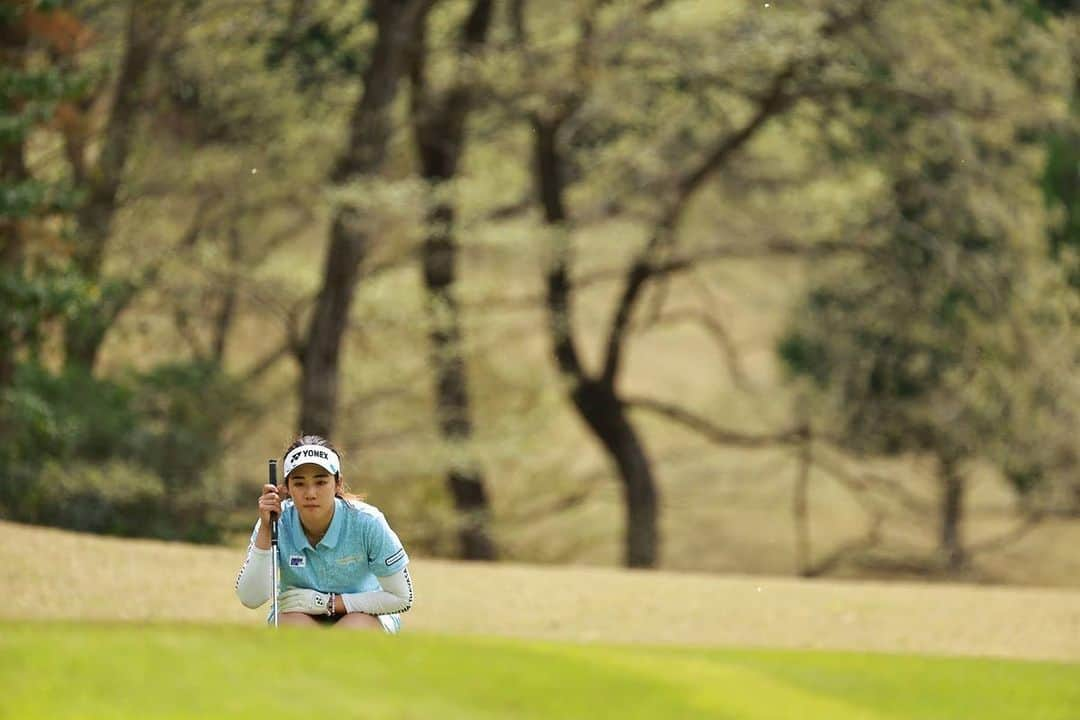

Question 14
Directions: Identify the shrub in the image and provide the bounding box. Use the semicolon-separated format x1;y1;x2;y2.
0;360;247;543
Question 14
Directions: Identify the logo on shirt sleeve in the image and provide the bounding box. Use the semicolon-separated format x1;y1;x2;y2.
385;548;405;566
289;555;306;568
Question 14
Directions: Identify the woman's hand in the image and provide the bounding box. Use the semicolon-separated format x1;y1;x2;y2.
258;483;283;526
279;588;332;615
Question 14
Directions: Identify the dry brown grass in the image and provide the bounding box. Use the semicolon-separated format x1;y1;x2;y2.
3;520;1078;662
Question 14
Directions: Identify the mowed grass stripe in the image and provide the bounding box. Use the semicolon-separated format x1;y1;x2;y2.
1;624;1077;720
655;647;1080;720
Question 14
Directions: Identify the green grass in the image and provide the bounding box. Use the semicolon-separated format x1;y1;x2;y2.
1;623;1076;720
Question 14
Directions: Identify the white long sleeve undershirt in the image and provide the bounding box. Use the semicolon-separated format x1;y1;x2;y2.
234;545;413;615
342;568;413;615
234;545;273;609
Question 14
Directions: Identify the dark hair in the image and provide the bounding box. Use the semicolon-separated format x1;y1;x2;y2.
281;434;363;501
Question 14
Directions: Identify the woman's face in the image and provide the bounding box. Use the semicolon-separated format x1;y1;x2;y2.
285;463;339;523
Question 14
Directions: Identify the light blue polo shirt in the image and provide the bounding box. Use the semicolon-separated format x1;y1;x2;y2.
250;497;410;596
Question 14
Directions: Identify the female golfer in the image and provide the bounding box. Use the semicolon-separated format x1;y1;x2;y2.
235;435;413;632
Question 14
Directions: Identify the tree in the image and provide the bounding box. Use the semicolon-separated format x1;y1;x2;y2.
407;0;498;559
779;0;1072;571
298;0;434;437
1;0;92;389
1;1;286;541
60;0;173;371
1040;3;1078;288
508;0;882;567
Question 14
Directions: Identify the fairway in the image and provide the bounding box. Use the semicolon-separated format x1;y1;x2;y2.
1;623;1076;720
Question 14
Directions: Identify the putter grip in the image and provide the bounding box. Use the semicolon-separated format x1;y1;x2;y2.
268;459;278;542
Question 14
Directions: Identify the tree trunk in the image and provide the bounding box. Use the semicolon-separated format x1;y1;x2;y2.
210;227;241;365
792;427;813;576
421;202;496;559
408;0;497;560
1;8;31;393
63;300;117;371
328;0;428;182
298;208;368;437
0;149;26;395
938;454;966;571
298;0;430;437
533;116;660;567
64;0;168;370
574;380;659;567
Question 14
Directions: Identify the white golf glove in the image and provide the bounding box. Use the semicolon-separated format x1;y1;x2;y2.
278;587;332;615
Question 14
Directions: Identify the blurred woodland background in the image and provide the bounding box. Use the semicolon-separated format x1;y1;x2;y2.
1;0;1077;585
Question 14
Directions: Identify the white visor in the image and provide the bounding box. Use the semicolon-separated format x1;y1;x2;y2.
283;444;341;479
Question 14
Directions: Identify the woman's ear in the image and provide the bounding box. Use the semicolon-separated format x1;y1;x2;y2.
277;483;290;498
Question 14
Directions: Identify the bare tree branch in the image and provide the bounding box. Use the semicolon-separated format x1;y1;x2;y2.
240;341;292;384
634;308;749;390
595;0;887;388
459;233;868;316
793;426;814;575
967;511;1046;555
626;396;806;447
599;61;800;386
795;423;889;577
803;521;883;577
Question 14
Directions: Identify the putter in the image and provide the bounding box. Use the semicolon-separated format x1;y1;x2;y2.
268;458;279;628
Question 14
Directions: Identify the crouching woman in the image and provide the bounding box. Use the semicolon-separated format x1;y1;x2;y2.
235;435;413;632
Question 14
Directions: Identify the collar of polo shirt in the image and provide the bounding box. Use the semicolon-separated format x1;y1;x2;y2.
283;444;341;478
288;497;345;550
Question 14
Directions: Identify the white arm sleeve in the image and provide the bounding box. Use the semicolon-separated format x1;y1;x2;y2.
341;567;413;616
235;544;272;609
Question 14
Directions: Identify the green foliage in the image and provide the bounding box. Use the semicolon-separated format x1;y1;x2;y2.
0;2;67;26
0;178;84;217
0;1;93;369
129;360;253;492
2;363;138;463
1043;126;1079;286
0;66;90;107
1032;0;1075;17
0;365;152;537
0;58;93;179
779;0;1071;477
777;329;830;389
265;16;369;88
0;263;95;341
779;198;1059;465
5;460;167;537
0;361;249;542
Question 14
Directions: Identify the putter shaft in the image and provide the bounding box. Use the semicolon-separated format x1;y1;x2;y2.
268;459;279;628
